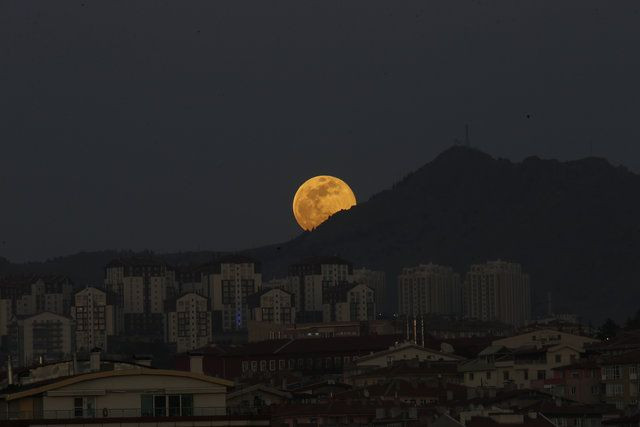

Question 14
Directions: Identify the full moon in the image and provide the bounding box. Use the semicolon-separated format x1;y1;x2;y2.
293;175;357;231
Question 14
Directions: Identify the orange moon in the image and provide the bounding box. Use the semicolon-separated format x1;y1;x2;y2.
293;176;357;231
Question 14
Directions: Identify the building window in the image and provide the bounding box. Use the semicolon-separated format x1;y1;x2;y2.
486;371;492;380
555;354;562;363
260;360;267;371
537;370;546;380
242;361;249;372
503;371;510;381
141;394;193;417
468;373;475;381
606;383;624;397
279;359;286;370
269;360;276;371
251;361;258;372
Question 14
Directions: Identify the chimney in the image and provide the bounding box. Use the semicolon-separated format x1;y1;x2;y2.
7;355;13;386
189;353;204;374
90;348;101;372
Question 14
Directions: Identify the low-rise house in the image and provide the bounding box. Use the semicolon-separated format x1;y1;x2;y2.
0;367;233;420
460;337;590;390
466;412;554;427
174;334;405;380
354;341;465;371
334;378;469;406
270;401;376;426
525;401;615;427
247;319;400;342
492;330;599;351
599;349;640;410
531;359;602;403
347;359;462;387
227;383;291;413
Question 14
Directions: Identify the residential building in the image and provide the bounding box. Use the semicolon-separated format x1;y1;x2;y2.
353;268;386;313
353;341;465;370
492;329;599;350
600;350;640;410
0;299;12;345
174;334;404;380
532;360;602;404
104;257;175;340
227;384;292;411
248;288;296;325
166;292;212;353
70;287;114;353
398;263;462;317
0;367;233;421
200;255;261;332
14;275;73;317
247;319;401;342
285;256;353;323
9;312;74;367
459;331;599;390
323;283;375;322
463;260;531;327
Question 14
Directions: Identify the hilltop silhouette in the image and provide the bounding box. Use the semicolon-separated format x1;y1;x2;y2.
3;146;640;322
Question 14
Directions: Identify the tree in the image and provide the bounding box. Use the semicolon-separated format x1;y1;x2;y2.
624;309;640;330
598;318;620;341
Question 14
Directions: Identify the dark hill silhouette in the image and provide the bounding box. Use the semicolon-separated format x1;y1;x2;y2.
245;146;640;322
2;146;639;322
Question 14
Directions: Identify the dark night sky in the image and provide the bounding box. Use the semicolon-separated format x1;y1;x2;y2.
1;1;639;262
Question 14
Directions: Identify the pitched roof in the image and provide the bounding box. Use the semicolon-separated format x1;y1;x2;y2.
355;342;465;364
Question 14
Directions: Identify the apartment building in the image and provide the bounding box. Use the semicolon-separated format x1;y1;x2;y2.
459;330;599;390
463;260;531;327
353;268;386;313
398;263;461;317
9;312;75;367
323;283;375;322
286;256;353;322
14;275;73;317
104;257;174;340
201;255;261;332
70;287;114;353
166;292;212;353
248;288;296;325
600;350;640;410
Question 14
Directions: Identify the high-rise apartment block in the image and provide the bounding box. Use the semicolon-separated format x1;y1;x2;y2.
353;268;386;313
249;288;296;325
10;312;74;367
462;260;531;327
398;263;462;317
166;292;212;353
286;256;353;323
14;275;73;317
323;283;375;322
201;255;261;332
71;287;114;353
104;257;175;340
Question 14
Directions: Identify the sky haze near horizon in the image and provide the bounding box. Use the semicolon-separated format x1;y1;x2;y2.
1;0;639;262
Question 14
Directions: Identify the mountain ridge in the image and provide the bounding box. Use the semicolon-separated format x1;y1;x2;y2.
2;146;639;323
